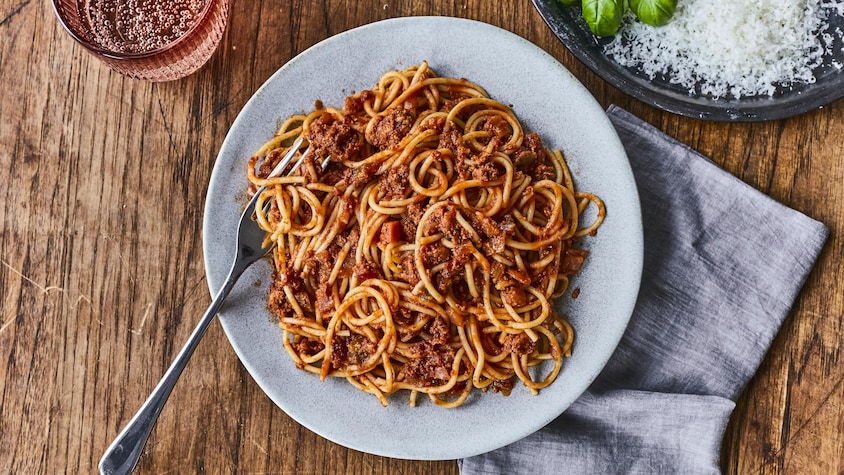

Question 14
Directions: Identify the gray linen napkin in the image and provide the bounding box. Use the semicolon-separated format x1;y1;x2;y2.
458;106;829;474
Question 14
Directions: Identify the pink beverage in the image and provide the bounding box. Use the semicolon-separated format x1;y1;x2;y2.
52;0;228;81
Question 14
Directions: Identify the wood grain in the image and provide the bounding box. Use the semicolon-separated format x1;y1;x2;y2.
1;0;842;473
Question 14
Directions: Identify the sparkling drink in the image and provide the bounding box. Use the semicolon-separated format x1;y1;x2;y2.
51;0;228;81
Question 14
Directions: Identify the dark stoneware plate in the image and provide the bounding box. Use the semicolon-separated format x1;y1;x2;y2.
532;0;844;121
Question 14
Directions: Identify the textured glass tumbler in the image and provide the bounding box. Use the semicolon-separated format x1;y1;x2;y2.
51;0;228;82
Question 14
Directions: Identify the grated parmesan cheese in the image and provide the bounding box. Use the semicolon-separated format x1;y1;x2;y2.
604;0;844;98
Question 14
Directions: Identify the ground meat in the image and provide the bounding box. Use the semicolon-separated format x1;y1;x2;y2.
293;288;314;314
314;281;334;313
442;243;474;280
418;115;446;133
291;338;325;369
401;341;455;387
529;245;559;289
311;227;359;287
520;185;535;204
471;150;502;182
267;266;313;319
426;316;451;345
502;333;536;356
453;143;476;181
531;163;555;182
419;241;451;267
344;90;374;114
319;162;346;187
499;214;516;234
468;211;510;255
342;163;378;190
509;267;532;286
433;273;454;295
439;91;484;119
482;114;512;143
267;277;293;319
370;103;414;150
488;237;531;306
490;260;516;291
530;269;551;291
336;228;360;274
312;249;334;279
515;132;556;182
395;307;426;342
400;202;426;241
439;97;464;114
438;128;463;155
420;202;472;244
331;334;377;369
379;165;409;198
396;254;421;287
500;286;527;307
485;214;516;255
449;279;476;308
522;132;544;159
292;338;324;357
269;199;282;225
340;195;357;226
561;247;589;275
394;306;415;325
429;149;447;164
490;377;514;395
438;89;474;114
279;266;304;292
257;148;284;178
354;259;381;281
306;112;364;162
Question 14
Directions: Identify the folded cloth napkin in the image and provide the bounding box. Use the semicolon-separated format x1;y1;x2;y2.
458;106;829;474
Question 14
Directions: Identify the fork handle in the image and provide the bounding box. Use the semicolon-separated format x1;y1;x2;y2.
98;266;243;475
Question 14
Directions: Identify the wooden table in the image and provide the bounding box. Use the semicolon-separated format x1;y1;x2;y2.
2;1;842;473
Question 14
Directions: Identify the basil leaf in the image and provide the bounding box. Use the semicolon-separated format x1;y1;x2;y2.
629;0;677;26
582;0;624;36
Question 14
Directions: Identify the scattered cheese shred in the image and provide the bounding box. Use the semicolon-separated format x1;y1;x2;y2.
604;0;844;98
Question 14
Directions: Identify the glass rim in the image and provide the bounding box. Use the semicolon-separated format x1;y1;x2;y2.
50;0;217;60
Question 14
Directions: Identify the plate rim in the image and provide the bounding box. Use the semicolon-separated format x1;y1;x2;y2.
202;15;643;460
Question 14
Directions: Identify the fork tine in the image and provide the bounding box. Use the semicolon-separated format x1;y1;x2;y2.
266;136;305;179
286;143;312;173
244;137;306;217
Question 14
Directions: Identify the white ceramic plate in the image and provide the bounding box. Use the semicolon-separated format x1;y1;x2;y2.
203;16;642;460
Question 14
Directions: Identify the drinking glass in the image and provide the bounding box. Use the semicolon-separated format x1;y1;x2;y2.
51;0;228;82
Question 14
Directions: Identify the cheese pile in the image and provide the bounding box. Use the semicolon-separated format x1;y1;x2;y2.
604;0;844;98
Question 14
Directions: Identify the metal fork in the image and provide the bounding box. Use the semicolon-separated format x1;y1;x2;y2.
99;137;307;475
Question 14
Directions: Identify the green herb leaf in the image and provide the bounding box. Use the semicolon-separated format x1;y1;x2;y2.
629;0;677;26
582;0;624;37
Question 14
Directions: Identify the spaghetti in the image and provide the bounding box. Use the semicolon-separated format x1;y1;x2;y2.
246;62;604;407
